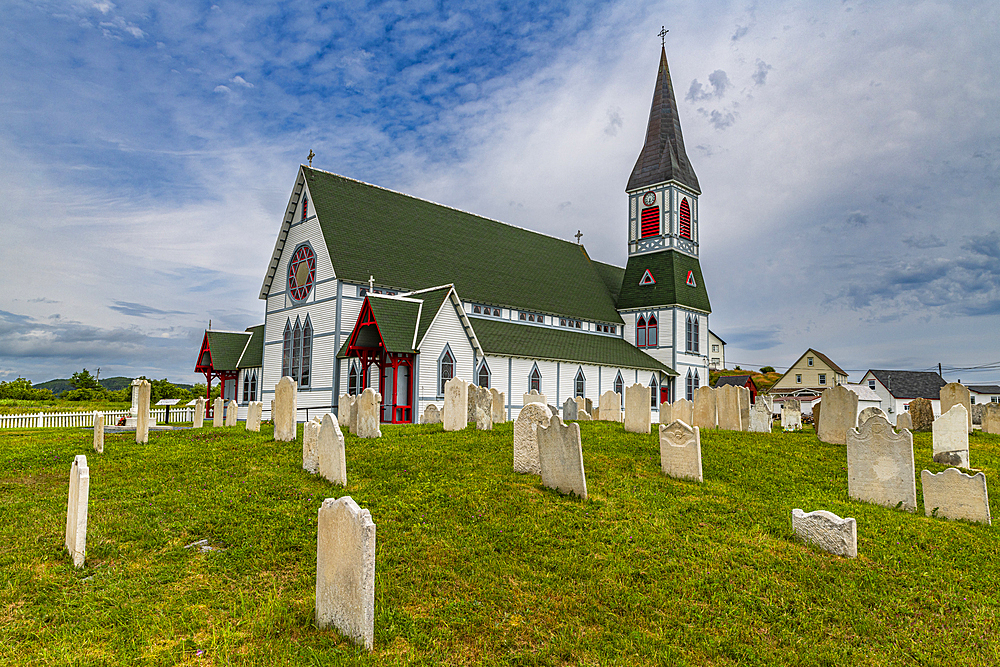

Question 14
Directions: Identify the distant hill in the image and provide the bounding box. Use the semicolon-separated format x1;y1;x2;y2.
35;377;194;396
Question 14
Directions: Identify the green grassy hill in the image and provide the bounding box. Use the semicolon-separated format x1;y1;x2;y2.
34;376;195;396
2;421;999;665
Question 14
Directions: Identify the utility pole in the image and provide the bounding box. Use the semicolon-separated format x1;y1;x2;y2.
938;362;943;379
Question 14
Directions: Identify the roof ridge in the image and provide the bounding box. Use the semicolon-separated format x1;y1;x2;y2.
367;293;424;304
206;329;252;335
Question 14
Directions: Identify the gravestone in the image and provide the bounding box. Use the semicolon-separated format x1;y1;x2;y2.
983;403;1000;435
93;412;104;453
810;402;820;431
273;376;297;442
338;394;355;433
693;386;717;430
225;399;239;426
623;384;651;433
522;389;547;406
303;418;321;473
65;454;90;568
858;406;888;428
932;405;970;467
537;416;587;498
577;410;591;421
491;388;506;424
356;387;382;439
422;404;441;424
667;399;694;426
972;403;984;426
658;419;702;482
193;397;205;428
781;401;802;431
599;390;622;422
213;397;225;428
135;380;151;444
847;415;916;511
318;414;347;487
659;401;671;424
716;385;741;431
748;400;771;433
246;401;262;432
791;509;857;558
562;397;578;421
513;402;552;475
940;382;972;433
125;378;142;427
908;398;934;431
574;396;593;415
547;404;560;418
443;378;468;432
921;468;991;525
316;496;375;649
817;385;858;445
472;386;493;430
467;386;478;423
592;407;599;420
738;386;751;432
895;411;912;431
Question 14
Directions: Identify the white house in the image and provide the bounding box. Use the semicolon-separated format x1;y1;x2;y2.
859;370;946;425
708;330;726;370
969;385;1000;406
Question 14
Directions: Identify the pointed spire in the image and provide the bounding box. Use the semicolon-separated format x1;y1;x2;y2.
626;46;700;194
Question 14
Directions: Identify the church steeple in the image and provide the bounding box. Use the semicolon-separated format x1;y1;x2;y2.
626;46;700;194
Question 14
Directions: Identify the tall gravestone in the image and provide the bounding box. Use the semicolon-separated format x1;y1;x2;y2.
693;386;717;430
847;415;916;511
338;394;355;433
983;403;1000;435
858;407;888;427
316;496;375;649
422;404;441;424
940;382;972;433
623;384;651;433
246;401;263;432
667;399;694;426
303;418;321;473
93;412;104;453
659;420;702;482
522;389;547;406
738;386;751;432
791;509;857;558
491;388;506;424
125;378;142;427
781;398;801;431
513;403;552;475
921;468;990;524
908;398;934;431
716;385;741;431
193;397;206;428
599;390;622;422
443;378;468;432
225;399;239;426
895;412;912;431
471;386;492;430
932;405;970;467
748;400;771;433
562;398;578;421
65;454;90;568
817;385;858;445
537;416;587;499
467;386;479;423
213;397;225;428
273;376;297;442
135;380;151;444
318;414;347;487
356;387;382;438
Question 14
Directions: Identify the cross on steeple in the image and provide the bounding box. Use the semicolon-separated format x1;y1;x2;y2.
574;230;583;244
368;275;375;291
307;149;315;167
658;26;668;47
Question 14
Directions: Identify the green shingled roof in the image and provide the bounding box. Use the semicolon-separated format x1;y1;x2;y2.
616;250;711;313
238;325;264;369
411;286;454;347
204;331;251;372
303;167;625;324
366;296;421;353
472;318;676;375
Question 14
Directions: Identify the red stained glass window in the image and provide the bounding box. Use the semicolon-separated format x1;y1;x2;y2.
641;207;659;238
288;245;316;301
679;199;691;239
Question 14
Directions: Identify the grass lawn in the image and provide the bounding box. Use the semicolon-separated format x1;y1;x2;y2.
2;420;999;666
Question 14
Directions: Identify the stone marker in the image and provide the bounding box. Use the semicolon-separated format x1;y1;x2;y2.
716;385;742;431
316;496;375;649
274;376;297;442
857;406;888;427
791;509;857;558
65;454;90;568
135;380;151;444
574;396;586;416
921;468;991;524
513;402;552;475
547;404;560;419
537;416;587;498
246;401;262;432
522;389;547;406
693;386;717;430
659;401;671;424
781;398;801;431
422;404;441;424
847;415;916;511
349;396;360;435
895;412;912;431
983;403;1000;435
738;386;751;432
126;378;142;427
93;412;104;453
356;387;382;438
932;404;970;467
472;386;493;430
817;385;858;445
338;394;354;432
466;386;478;423
658;419;702;482
563;397;578;421
193;397;205;428
491;388;506;424
624;384;651;433
213;397;225;428
318;414;347;486
577;410;591;421
908;398;934;431
972;403;984;426
592;407;600;420
303;418;321;473
225;399;238;426
443;378;468;432
667;398;694;426
599;390;622;422
748;400;771;433
940;382;972;433
810;402;821;431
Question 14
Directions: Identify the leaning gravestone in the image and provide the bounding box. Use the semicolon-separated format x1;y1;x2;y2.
443;378;468;432
858;406;888;428
599;390;622;422
940;382;972;433
491;388;506;424
356;387;382;438
303;418;321;473
921;468;991;525
135;380;151;444
738;386;751;432
908;398;934;431
563;397;578;421
659;419;702;482
65;455;90;568
316;496;375;649
667;399;694;426
748;400;771;433
537;416;587;499
895;411;912;431
932;405;970;467
791;509;857;558
716;385;741;431
983;403;1000;435
273;376;297;442
246;401;263;432
422;404;441;424
781;399;801;431
513;403;552;475
623;384;651;433
817;385;858;445
93;412;104;453
226;399;239;426
318;414;347;487
693;386;717;430
847;415;916;511
213;397;225;428
193;397;205;428
523;389;547;406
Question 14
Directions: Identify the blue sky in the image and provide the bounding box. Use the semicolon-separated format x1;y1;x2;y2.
1;0;999;385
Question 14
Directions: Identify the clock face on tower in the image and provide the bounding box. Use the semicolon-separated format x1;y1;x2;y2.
643;191;656;207
288;244;316;301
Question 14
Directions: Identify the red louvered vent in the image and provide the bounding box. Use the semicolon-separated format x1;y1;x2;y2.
640;207;659;238
679;199;691;239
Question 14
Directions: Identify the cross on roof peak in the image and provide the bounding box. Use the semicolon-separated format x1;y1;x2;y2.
658;26;668;47
307;149;315;167
574;230;583;244
368;275;375;291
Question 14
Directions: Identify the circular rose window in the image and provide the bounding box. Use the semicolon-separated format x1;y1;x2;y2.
288;245;316;301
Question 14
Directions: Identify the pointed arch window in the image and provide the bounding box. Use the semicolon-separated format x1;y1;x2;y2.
529;365;542;393
282;316;312;388
478;361;491;389
575;369;586;398
614;372;623;399
292;318;302;382
679;198;691;239
649;376;658;408
636;315;647;348
348;362;360;396
439;347;454;397
647;315;658;347
243;369;258;403
300;317;312;388
282;320;292;378
686;370;694;401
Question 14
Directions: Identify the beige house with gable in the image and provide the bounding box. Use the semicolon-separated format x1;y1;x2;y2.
768;349;849;413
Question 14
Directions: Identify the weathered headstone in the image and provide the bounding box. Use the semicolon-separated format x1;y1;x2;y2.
273;376;297;442
135;380;151;444
810;402;821;431
781;400;802;431
667;398;694;426
791;509;857;558
908;398;934;431
738;386;751;432
658;419;702;482
422;404;441;424
562;397;578;421
472;386;493;430
338;394;355;433
522;389;547;406
318;414;347;486
940;382;972;433
577;410;591;421
659;401;671;424
847;415;916;511
213;396;225;428
592;407;600;420
921;468;991;524
693;386;717;430
817;385;858;445
303;418;321;473
443;378;468;432
547;404;560;419
983;403;1000;435
716;385;742;431
972;403;985;426
356;387;382;438
895;411;912;431
932;405;970;467
599;390;622;422
748;400;771;433
623;383;651;433
467;386;478;423
225;399;238;426
574;396;593;415
858;406;888;428
93;412;104;453
491;388;506;424
246;401;262;432
537;416;587;499
65;454;90;568
193;397;205;428
316;496;375;649
513;403;552;475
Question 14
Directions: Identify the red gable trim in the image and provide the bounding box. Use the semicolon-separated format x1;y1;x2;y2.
194;332;213;373
345;297;386;356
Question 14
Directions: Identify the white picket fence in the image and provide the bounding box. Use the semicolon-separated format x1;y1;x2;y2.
0;407;197;430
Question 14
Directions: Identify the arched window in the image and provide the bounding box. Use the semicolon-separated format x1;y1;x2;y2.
529;365;541;393
649;376;658;408
302;195;308;221
693;315;700;353
281;317;312;388
636;315;647;348
439;348;454;397
348;363;360;395
679;198;691;239
574;369;585;398
292;318;302;382
685;315;699;354
300;317;312;388
249;370;257;401
614;372;623;398
242;370;250;403
282;320;292;378
478;361;491;389
647;315;658;347
686;370;694;401
640;206;660;238
694;369;700;391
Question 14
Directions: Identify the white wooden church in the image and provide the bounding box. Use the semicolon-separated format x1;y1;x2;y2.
196;46;712;424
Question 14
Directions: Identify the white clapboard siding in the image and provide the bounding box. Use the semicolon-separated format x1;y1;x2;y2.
416;298;475;413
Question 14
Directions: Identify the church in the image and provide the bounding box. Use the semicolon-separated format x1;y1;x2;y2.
195;46;712;424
